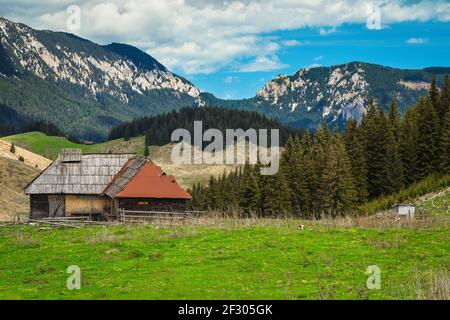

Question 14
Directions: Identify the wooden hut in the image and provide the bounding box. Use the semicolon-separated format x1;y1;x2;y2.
24;149;192;219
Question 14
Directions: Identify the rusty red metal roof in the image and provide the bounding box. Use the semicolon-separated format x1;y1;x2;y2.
115;161;192;199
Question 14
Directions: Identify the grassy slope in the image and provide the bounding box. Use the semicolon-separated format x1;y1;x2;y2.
359;175;450;215
417;190;450;216
2;132;132;159
0;156;41;220
0;222;448;299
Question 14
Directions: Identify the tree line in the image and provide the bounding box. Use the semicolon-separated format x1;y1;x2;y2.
189;75;450;217
0;103;81;143
108;106;301;147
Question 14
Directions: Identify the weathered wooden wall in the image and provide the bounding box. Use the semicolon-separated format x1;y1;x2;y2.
118;198;190;212
65;195;111;216
30;194;49;219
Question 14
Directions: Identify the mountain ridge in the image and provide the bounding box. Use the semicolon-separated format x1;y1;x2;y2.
0;17;448;139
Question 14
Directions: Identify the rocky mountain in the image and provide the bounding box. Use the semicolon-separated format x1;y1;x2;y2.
203;62;450;129
1;17;449;140
0;17;203;140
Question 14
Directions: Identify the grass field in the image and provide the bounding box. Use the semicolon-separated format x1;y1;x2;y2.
0;214;448;300
2;132;146;159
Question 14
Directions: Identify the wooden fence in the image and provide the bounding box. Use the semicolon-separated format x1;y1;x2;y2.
117;209;202;224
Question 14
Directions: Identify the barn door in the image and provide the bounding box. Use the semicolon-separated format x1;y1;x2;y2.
48;195;65;217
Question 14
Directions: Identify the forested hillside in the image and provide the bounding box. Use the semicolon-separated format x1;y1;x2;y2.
190;76;450;216
0;103;77;141
108;106;301;147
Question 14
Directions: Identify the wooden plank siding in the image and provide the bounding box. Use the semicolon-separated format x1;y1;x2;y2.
118;198;190;212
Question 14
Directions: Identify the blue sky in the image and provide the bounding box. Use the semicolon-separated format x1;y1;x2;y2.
190;21;450;99
0;0;449;99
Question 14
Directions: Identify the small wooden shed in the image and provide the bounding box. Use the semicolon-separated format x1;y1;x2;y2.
24;149;192;220
391;204;415;218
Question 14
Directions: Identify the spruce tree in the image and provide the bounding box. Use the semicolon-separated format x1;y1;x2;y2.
343;119;368;203
428;75;439;111
416;97;440;178
279;136;310;215
399;108;420;184
439;110;450;174
437;75;450;128
260;171;292;216
319;134;357;216
384;111;404;194
388;100;401;142
239;165;261;215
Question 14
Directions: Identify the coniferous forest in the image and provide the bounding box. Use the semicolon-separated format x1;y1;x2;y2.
108;106;300;146
189;75;450;217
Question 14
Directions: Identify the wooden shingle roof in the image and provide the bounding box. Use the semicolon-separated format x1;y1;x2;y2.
24;152;136;195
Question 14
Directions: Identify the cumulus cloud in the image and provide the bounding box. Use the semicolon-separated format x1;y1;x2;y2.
281;39;302;47
406;37;428;44
224;75;239;83
319;27;337;35
0;0;448;74
239;55;288;72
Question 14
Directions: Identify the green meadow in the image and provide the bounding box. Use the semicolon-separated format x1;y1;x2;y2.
0;215;448;300
2;132;147;160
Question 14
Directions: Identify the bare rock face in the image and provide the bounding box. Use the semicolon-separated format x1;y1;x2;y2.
0;17;204;140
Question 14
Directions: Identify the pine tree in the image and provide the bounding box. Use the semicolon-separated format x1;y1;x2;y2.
439;110;450;174
362;103;403;197
437;75;450;127
343;119;368;203
281;136;311;216
399;108;420;184
319;134;357;216
416;97;440;178
388;100;401;142
239;165;261;215
260;171;292;216
308;135;328;214
384;111;404;194
428;75;439;111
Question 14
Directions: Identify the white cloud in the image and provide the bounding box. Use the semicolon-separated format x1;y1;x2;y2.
314;55;324;61
319;27;337;35
0;0;448;74
224;75;239;83
281;39;302;47
406;37;428;44
304;63;322;69
239;56;288;73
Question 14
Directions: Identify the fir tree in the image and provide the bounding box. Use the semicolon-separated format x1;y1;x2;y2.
416;97;440;178
260;171;292;216
239;165;261;215
343;119;368;203
428;75;439;111
399;108;419;184
319;134;357;216
439;110;450;174
437;75;450;128
388;100;401;142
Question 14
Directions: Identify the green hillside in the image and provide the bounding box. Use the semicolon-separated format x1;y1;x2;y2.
2;132;146;160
